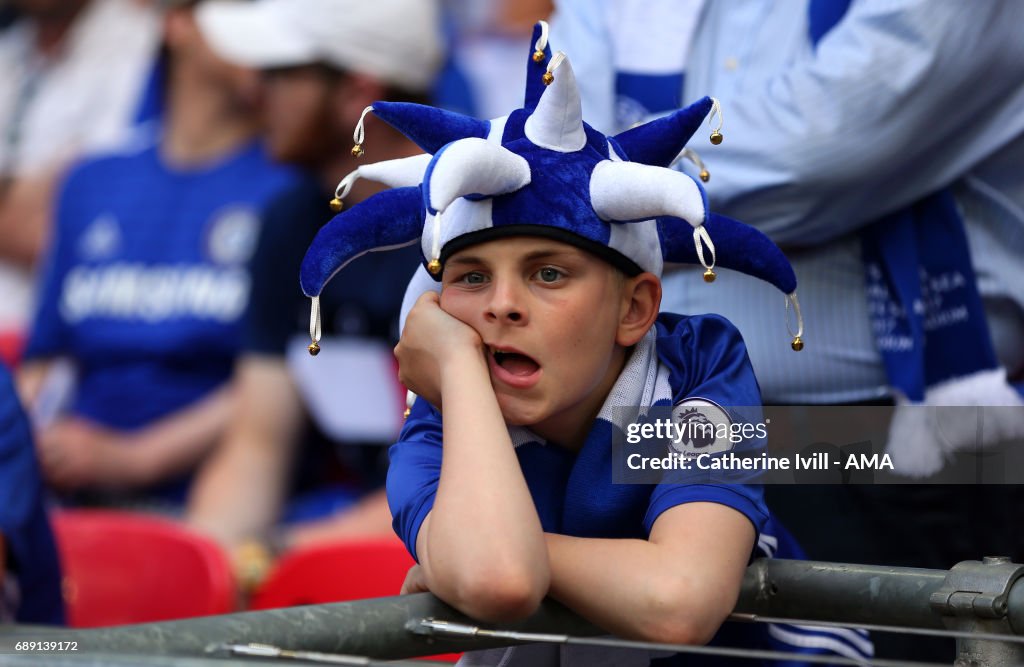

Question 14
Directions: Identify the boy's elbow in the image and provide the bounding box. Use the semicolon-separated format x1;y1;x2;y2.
638;584;730;646
454;566;548;623
640;616;717;647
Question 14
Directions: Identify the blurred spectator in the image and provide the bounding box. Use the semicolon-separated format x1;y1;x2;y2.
186;0;443;576
0;0;159;361
15;0;298;506
1;361;63;625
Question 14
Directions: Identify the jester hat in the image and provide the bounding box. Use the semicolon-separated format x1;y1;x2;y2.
300;21;803;354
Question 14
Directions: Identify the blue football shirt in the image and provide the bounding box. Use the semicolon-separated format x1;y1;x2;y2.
25;135;298;431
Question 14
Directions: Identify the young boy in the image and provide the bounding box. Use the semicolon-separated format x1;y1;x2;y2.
298;24;869;664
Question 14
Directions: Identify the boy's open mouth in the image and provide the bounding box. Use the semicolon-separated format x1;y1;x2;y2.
491;348;540;376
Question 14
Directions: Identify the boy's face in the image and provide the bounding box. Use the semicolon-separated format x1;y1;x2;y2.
440;237;635;446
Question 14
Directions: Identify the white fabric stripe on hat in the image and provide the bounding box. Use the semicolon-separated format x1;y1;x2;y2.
486;115;509;144
590;160;705;227
607;220;663;276
421;198;494;263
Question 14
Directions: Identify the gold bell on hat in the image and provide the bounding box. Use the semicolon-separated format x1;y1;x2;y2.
427;259;442;275
699;169;710;183
710;130;723;145
329;197;343;212
791;336;804;352
542;71;554;85
308;341;320;356
403;407;411;419
532;49;545;63
703;268;716;283
351;143;364;157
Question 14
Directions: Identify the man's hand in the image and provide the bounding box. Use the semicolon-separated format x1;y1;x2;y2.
400;564;430;595
36;418;141;491
394;291;484;409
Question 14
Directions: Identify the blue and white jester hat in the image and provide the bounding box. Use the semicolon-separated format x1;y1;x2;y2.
300;21;803;355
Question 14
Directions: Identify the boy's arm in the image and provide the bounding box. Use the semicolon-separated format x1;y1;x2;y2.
544;502;754;645
541;315;762;644
395;292;549;622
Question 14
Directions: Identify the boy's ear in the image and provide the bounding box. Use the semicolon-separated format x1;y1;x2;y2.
617;272;661;347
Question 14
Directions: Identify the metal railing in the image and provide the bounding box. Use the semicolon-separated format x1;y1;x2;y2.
2;558;1022;666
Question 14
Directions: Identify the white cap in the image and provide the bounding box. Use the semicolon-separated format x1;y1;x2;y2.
196;0;443;92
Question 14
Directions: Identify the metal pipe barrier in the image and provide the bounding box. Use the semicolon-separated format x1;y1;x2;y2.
2;558;1022;666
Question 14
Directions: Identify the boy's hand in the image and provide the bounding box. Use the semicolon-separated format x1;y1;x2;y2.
394;291;485;408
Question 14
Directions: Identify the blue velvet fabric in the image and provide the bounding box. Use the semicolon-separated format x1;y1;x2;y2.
612;96;713;167
485;116;612;242
659;213;798;294
300;187;424;297
372;102;489;155
524;23;554;110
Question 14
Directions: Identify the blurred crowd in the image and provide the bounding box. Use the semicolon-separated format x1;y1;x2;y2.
1;0;1022;660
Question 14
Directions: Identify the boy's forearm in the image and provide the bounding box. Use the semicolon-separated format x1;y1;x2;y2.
544;532;738;646
419;349;550;621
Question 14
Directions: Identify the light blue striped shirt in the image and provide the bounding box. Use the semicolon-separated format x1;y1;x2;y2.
553;0;1024;403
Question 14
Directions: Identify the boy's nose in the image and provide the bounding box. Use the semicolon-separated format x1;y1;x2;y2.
485;281;528;325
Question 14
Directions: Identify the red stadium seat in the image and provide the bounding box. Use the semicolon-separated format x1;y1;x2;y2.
249;537;415;609
52;509;236;627
0;329;24;368
250;538;459;662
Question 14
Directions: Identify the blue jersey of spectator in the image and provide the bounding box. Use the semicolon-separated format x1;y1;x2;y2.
23;131;297;502
27;132;296;430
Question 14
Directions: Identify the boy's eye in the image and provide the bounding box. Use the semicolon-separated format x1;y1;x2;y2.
460;271;487;285
536;267;564;283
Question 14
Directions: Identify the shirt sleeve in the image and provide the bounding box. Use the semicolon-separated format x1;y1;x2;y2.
644;314;769;537
695;0;1024;245
385;397;443;561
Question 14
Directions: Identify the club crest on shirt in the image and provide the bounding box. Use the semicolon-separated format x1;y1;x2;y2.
206;207;259;265
78;214;121;260
669;398;734;457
